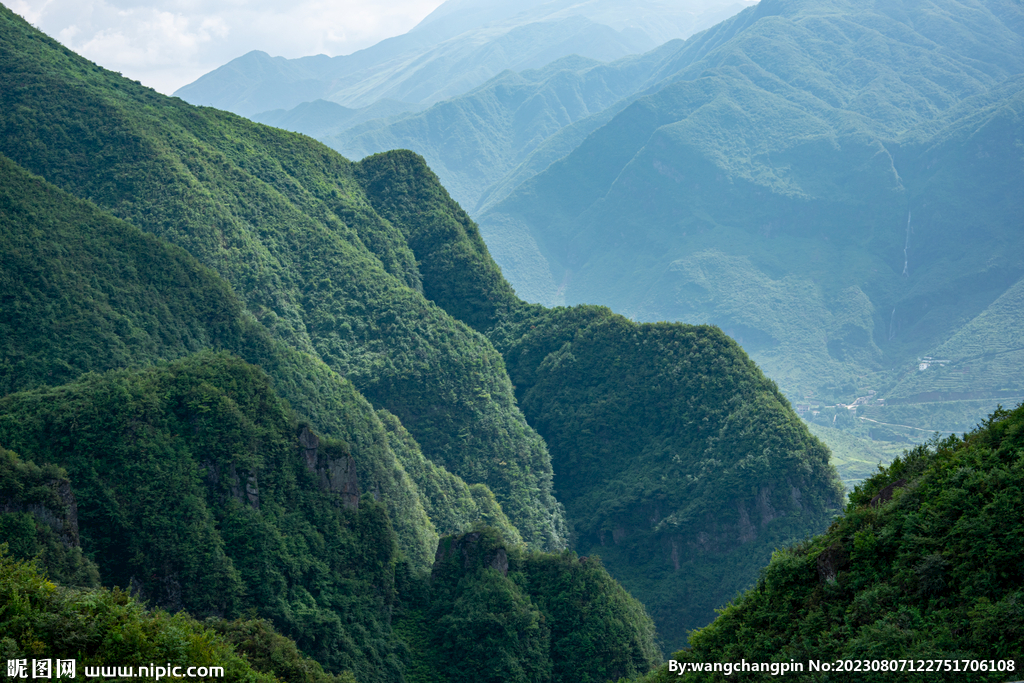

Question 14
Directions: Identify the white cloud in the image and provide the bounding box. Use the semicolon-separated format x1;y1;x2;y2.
10;0;445;94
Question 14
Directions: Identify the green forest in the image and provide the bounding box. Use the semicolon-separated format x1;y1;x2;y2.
639;404;1024;681
0;0;1021;681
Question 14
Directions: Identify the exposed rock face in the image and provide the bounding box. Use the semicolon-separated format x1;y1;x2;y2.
299;426;359;509
245;474;260;509
0;474;82;549
489;547;509;575
870;478;907;507
129;572;184;613
433;530;509;577
790;484;803;510
756;486;778;526
816;542;849;584
202;426;359;511
204;462;260;510
599;483;807;566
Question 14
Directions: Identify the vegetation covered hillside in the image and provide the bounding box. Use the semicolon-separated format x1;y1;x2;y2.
479;0;1024;442
0;3;565;550
638;403;1024;681
1;547;353;683
397;527;661;683
0;351;661;682
1;0;845;665
0;353;412;680
0;447;100;589
350;156;844;651
0;150;506;578
239;0;1024;471
495;306;843;649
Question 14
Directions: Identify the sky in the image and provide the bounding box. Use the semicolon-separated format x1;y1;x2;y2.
10;0;447;95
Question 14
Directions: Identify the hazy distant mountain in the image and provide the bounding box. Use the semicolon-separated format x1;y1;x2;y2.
174;0;752;116
479;0;1024;443
322;47;678;210
253;98;427;139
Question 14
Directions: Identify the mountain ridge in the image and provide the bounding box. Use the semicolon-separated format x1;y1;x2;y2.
174;0;752;115
3;0;844;661
478;0;1024;444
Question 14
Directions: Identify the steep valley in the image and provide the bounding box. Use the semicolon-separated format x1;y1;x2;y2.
0;1;845;672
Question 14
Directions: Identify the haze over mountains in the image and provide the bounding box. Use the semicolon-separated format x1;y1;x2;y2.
183;0;1024;488
175;0;752;116
479;0;1024;445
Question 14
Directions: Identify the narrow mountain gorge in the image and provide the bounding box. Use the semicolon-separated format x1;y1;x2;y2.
0;2;844;675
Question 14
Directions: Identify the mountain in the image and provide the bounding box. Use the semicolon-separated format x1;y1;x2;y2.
0;353;413;679
638;402;1024;681
0;149;507;679
245;0;1023;463
0;153;649;679
0;11;566;551
491;304;843;648
0;541;350;683
478;0;1024;442
175;0;752;116
1;0;843;663
351;151;845;648
324;46;681;211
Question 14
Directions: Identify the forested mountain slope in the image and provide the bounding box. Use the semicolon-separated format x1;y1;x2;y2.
480;0;1024;441
0;354;412;679
0;5;565;550
638;403;1024;681
1;547;351;683
349;151;845;650
1;154;535;679
3;151;543;556
0;160;647;678
2;0;843;661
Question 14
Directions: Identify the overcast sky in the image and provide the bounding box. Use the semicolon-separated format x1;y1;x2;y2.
11;0;446;95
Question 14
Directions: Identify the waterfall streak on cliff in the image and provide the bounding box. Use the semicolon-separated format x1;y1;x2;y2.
902;211;912;277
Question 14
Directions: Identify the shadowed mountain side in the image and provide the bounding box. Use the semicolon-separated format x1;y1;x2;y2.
495;306;845;650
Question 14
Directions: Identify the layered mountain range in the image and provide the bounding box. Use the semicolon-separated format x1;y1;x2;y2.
205;0;1024;489
176;0;751;116
0;1;842;669
479;0;1024;455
